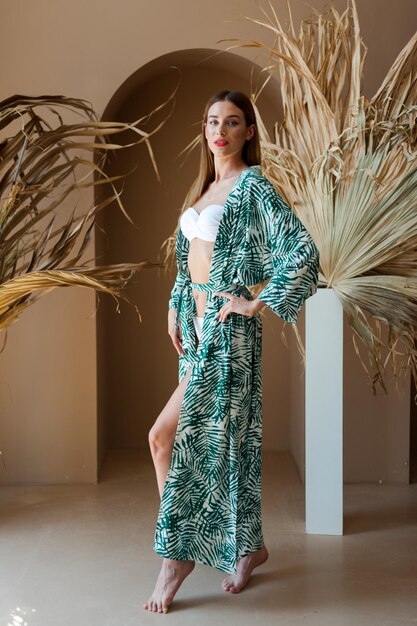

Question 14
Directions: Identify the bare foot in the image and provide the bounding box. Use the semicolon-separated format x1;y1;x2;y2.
222;545;269;593
143;558;195;613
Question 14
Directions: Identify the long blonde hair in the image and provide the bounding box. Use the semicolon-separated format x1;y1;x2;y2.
161;90;262;272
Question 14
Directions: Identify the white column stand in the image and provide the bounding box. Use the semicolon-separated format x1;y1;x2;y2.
305;287;343;534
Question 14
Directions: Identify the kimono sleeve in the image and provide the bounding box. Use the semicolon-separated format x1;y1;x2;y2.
168;271;186;310
168;226;188;310
256;183;320;323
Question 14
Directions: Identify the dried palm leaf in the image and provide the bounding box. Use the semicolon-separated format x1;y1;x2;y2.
212;0;417;396
0;89;179;350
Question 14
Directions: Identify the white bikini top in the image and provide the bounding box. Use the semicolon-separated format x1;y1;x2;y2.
180;204;225;242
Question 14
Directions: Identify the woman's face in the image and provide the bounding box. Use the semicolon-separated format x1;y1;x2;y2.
203;100;255;162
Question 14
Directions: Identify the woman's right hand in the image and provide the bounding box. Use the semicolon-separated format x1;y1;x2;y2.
168;308;184;356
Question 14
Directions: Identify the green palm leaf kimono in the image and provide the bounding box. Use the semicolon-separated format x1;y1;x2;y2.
153;164;319;573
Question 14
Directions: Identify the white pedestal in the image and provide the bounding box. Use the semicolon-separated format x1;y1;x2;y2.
305;287;343;534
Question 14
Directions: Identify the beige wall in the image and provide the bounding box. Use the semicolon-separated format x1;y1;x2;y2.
0;0;415;484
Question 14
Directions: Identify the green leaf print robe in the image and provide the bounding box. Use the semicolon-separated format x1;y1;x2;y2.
153;164;320;573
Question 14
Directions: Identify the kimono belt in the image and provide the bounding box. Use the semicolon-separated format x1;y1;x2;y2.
173;270;252;364
173;270;249;328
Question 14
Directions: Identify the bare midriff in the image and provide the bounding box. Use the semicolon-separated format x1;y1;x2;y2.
188;238;214;317
188;170;246;318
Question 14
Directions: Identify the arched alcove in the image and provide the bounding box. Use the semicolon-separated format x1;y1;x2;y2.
95;47;412;486
95;49;291;477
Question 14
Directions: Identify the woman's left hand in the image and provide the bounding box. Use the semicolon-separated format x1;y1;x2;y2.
213;292;263;322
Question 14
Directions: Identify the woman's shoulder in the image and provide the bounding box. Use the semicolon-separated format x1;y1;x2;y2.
243;165;281;198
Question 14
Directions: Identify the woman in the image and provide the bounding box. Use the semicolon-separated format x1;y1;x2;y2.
144;90;320;614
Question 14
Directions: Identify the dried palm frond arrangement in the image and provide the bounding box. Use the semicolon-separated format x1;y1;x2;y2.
211;0;417;398
0;91;177;349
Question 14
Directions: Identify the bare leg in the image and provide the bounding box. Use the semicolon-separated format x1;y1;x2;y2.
144;365;195;613
221;545;269;593
148;364;193;497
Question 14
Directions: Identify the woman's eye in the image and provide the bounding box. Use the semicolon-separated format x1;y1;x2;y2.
208;120;238;126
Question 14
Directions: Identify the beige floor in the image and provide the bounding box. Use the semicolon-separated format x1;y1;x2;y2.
0;449;416;626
